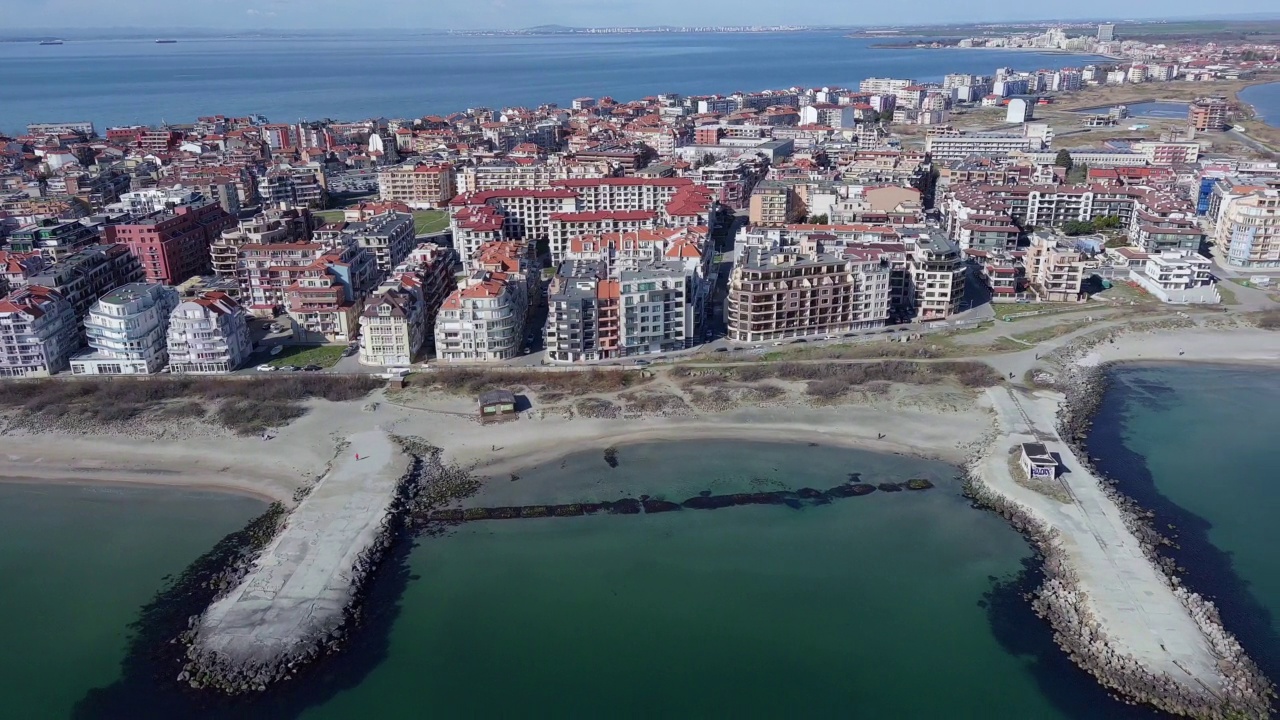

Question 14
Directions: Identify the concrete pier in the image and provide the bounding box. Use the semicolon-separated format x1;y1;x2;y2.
976;387;1271;716
187;429;410;688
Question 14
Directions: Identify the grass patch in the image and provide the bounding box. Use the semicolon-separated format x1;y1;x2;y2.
1009;320;1094;345
267;345;347;368
314;209;346;224
406;368;649;396
413;210;448;235
724;360;1002;389
992;303;1056;320
1249;310;1280;330
0;376;382;435
1216;282;1240;306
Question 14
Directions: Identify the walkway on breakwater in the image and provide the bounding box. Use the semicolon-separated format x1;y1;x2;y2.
192;429;409;667
978;387;1222;688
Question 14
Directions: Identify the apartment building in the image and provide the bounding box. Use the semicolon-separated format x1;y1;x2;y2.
1025;231;1087;302
1189;97;1232;132
377;162;456;208
338;212;415;276
358;282;426;366
545;260;616;362
286;257;364;344
0;285;78;377
907;232;966;320
456;159;614;193
547;211;660;264
28;244;145;320
235;236;377;318
448;188;578;259
7;218;100;261
166;291;253;374
923;130;1041;163
1128;250;1217;303
434;272;527;362
70;283;179;375
749;180;804;226
211;209;314;281
1215;188;1280;268
257;165;327;209
105;198;235;285
727;243;890;343
0;250;49;294
618;262;699;356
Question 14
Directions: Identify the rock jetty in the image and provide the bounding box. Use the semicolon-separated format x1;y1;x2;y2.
422;477;934;524
971;372;1274;718
181;430;416;695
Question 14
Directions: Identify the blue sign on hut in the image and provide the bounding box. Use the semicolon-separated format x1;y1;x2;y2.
479;389;517;420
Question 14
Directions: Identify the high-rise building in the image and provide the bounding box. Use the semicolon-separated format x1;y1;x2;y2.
1098;24;1116;42
105;198;236;285
0;285;78;377
70;283;179;375
166;291;253;374
1189;97;1232;132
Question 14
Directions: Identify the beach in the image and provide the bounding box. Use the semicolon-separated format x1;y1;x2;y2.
4;321;1280;504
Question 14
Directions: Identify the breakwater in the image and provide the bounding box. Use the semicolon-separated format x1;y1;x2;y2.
421;477;936;524
182;430;417;695
966;337;1275;718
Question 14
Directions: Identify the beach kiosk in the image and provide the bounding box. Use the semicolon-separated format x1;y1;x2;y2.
1019;442;1059;480
478;389;518;421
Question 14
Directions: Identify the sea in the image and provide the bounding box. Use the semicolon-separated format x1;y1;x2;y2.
0;31;1109;134
4;437;1186;720
1240;81;1280;128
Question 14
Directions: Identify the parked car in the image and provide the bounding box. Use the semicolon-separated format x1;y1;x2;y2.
341;347;358;358
302;364;322;372
632;359;651;366
255;364;276;372
790;338;807;344
278;365;300;372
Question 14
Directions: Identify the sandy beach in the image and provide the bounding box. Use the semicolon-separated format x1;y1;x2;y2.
4;322;1280;504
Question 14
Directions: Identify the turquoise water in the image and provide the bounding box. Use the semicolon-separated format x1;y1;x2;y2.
1088;364;1280;687
0;483;265;720
0;32;1107;133
9;441;1165;719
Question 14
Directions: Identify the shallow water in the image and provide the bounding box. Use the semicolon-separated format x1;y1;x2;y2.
7;441;1171;718
1088;364;1280;690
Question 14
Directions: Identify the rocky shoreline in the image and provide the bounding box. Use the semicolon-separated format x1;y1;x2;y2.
965;345;1275;718
177;438;434;695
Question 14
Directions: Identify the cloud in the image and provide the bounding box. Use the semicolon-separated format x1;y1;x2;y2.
246;8;259;14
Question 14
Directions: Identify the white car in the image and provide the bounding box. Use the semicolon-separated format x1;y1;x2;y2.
256;364;276;372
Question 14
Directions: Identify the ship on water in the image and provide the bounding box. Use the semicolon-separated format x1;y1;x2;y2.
38;39;64;45
155;39;178;44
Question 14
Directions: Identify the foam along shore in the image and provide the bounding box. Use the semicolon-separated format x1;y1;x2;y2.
183;429;413;693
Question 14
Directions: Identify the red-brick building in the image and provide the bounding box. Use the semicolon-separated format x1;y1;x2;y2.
105;200;235;285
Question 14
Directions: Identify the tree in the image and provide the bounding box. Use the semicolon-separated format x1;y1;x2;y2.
1054;149;1074;171
1066;162;1089;184
1094;215;1123;231
807;214;829;225
1061;220;1095;236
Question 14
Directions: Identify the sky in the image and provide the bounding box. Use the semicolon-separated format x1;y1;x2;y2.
1;0;1273;30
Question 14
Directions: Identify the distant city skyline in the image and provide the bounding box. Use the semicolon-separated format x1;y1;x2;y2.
4;0;1279;31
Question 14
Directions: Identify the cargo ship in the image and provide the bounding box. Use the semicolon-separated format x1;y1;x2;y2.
38;39;64;45
155;39;178;44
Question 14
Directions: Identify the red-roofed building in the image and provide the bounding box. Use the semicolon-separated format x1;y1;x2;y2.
0;285;77;377
105;199;235;285
166;291;252;374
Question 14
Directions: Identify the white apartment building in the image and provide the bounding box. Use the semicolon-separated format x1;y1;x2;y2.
908;232;967;320
166;291;253;374
923;131;1041;163
108;187;204;216
1215;189;1280;268
0;285;77;378
1129;251;1218;303
70;283;179;375
860;78;915;95
359;281;426;367
434;272;527;363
